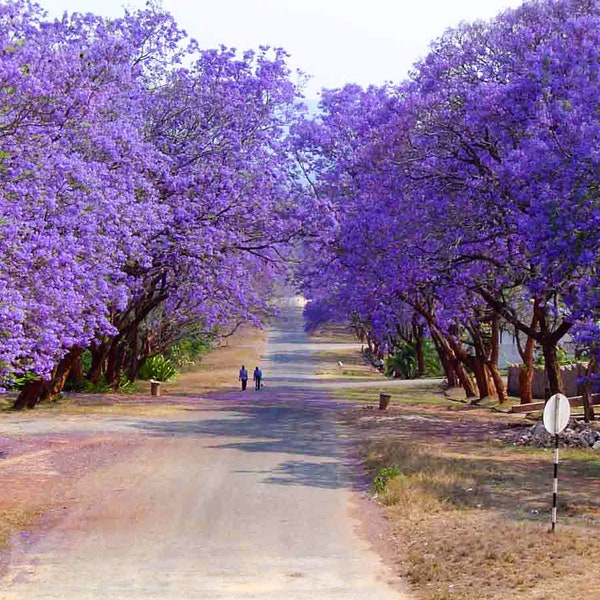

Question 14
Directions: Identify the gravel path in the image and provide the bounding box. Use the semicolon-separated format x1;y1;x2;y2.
0;300;409;599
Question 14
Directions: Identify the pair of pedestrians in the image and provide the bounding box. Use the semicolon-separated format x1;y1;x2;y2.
238;365;263;391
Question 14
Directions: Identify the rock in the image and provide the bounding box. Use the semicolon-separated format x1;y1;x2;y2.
531;422;547;436
504;418;600;449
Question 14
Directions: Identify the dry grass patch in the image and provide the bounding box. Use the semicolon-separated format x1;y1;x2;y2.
342;388;600;600
361;438;600;600
18;326;269;416
40;398;194;417
0;507;41;546
313;347;380;379
164;325;267;395
309;323;357;343
337;382;452;407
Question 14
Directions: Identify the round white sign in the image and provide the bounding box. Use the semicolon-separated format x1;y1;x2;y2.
543;393;571;435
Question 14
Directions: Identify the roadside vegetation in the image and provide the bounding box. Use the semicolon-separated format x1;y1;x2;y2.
313;335;600;599
339;378;600;599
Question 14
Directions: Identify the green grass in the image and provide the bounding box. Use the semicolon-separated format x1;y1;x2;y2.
0;396;13;411
335;382;453;407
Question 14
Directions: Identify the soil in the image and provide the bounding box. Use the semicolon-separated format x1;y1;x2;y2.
0;304;409;599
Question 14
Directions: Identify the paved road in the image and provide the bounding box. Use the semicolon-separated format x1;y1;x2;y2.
0;301;408;599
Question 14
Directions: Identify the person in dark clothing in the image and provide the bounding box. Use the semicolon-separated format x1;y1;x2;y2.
253;366;262;390
239;365;248;391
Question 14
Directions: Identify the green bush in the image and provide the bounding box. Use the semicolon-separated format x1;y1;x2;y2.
81;375;111;394
385;338;443;379
118;374;137;394
422;338;444;377
166;336;212;369
534;345;574;367
386;343;417;379
138;355;177;382
72;374;137;394
373;466;401;493
10;372;40;391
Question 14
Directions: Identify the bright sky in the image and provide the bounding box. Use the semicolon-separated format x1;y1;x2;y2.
39;0;524;96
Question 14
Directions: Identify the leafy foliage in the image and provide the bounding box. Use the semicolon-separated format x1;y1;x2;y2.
386;344;417;379
138;355;177;382
293;0;600;400
373;466;401;493
166;336;212;369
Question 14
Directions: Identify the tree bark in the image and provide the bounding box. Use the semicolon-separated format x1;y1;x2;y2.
88;343;108;384
515;308;539;404
126;323;140;382
582;357;597;422
13;379;51;410
430;329;459;387
455;360;477;399
487;316;507;404
414;327;425;378
51;348;83;396
518;364;534;403
70;353;84;387
105;338;122;387
488;363;507;404
470;357;491;400
518;337;535;404
541;340;563;396
447;336;477;399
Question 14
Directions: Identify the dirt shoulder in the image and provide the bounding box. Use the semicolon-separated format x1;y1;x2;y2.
337;382;600;600
0;326;267;572
308;330;600;599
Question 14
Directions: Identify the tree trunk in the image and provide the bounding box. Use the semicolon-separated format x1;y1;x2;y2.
582;357;597;422
488;362;507;404
518;366;534;404
487;316;507;404
541;340;563;395
431;327;476;396
518;333;535;404
447;336;477;399
414;331;425;378
582;388;595;423
430;330;459;388
51;348;83;396
13;379;51;410
470;357;491;400
455;361;477;398
516;311;538;404
70;353;84;386
127;324;140;382
88;343;108;384
105;338;121;387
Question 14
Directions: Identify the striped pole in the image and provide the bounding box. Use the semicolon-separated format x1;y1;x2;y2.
551;432;559;532
544;393;569;533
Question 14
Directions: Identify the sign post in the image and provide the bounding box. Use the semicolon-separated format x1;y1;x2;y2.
543;393;571;532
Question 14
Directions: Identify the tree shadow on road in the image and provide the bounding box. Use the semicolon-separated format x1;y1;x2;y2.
130;387;359;490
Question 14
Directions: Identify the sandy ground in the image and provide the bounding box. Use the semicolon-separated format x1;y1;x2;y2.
0;300;410;599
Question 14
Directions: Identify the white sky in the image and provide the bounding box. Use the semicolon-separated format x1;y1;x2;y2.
39;0;524;97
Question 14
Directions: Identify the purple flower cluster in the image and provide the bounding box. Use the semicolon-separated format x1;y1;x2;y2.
293;0;600;399
0;1;311;401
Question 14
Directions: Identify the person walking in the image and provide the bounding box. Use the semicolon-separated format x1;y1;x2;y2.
253;366;262;391
239;365;248;391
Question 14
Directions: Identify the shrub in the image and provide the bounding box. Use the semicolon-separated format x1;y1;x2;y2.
118;374;137;394
386;344;417;379
373;465;401;492
138;355;177;382
166;336;212;369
